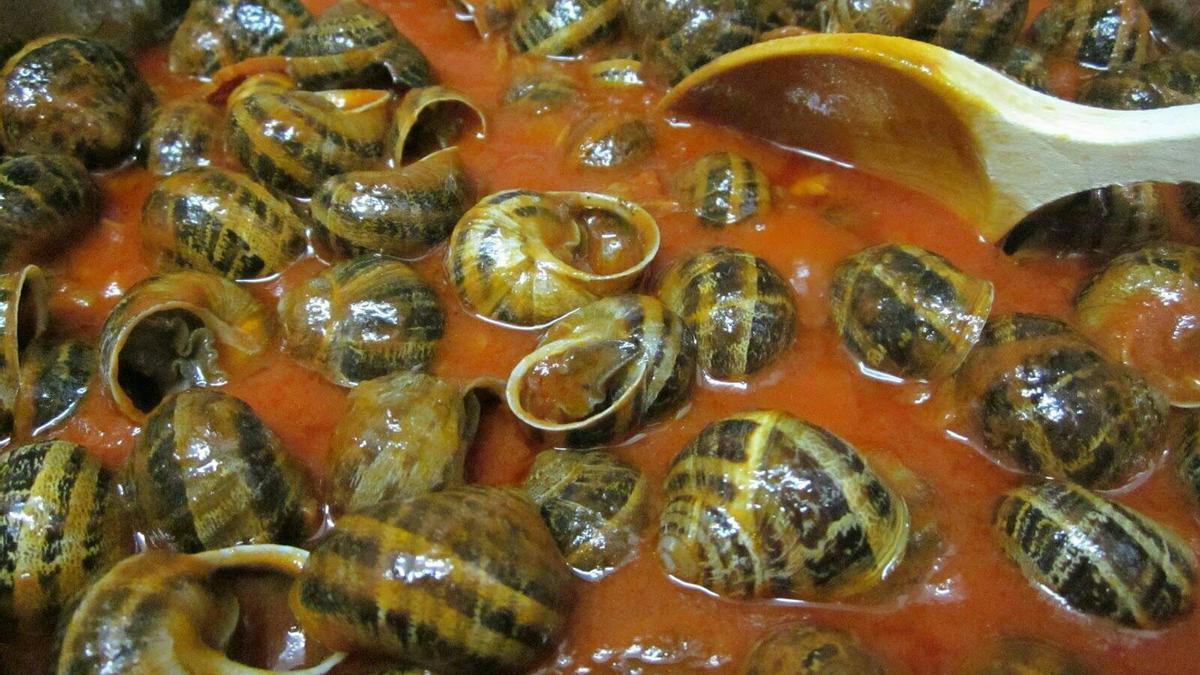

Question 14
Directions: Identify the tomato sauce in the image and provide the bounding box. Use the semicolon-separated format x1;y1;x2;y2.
5;0;1200;673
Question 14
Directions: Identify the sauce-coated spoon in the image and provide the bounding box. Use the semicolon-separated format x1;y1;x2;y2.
660;33;1200;242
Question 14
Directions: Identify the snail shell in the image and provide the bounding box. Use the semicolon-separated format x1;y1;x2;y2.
126;389;319;553
509;0;623;56
588;58;645;89
830;243;994;381
0;440;128;629
657;247;796;380
278;255;445;387
0;153;100;268
906;0;1028;62
742;623;887;675
327;373;488;512
522;449;649;577
994;479;1196;628
141;168;307;281
679;152;772;228
1177;412;1200;508
820;0;917;34
507;295;696;449
170;0;314;77
989;46;1050;93
0;265;47;440
226;73;392;196
14;339;96;438
291;486;574;674
958;313;1167;489
1074;242;1200;407
142;99;224;177
0;36;152;169
962;636;1095;675
279;0;433;91
447;190;660;327
626;0;759;83
659;410;910;600
391;86;487;166
1030;0;1158;70
312;147;475;260
99;270;274;420
504;70;579;115
1004;182;1170;258
1078;50;1200;109
571;113;655;170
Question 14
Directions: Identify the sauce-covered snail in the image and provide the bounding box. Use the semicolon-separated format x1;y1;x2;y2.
678;151;772;228
0;154;99;269
170;0;314;77
742;623;887;675
141;99;224;177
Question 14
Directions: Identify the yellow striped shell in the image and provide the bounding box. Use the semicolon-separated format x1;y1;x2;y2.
679;152;771;227
447;190;661;327
626;0;759;83
291;486;573;674
509;0;623;56
570;113;655;170
0;440;128;629
657;247;796;379
327;373;490;512
14;339;96;438
99;271;274;421
742;623;887;675
226;73;392;196
0;265;47;441
278;256;444;387
391;86;487;166
995;479;1196;628
830;243;994;381
504;69;578;115
141;168;307;280
1030;0;1158;70
906;0;1028;61
170;0;314;76
820;0;917;34
312;147;475;260
126;389;319;553
659;410;909;600
142;99;224;177
507;295;696;448
0;154;100;268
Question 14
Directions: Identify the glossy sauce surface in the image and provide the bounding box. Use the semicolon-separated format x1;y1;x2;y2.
8;0;1200;673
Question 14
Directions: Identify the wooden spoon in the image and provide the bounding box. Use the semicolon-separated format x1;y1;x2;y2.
659;33;1200;242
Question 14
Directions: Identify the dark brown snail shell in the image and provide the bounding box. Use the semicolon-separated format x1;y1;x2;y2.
509;0;623;56
0;265;47;440
278;255;445;387
961;636;1096;675
141;167;307;281
0;35;152;169
905;0;1028;61
1030;0;1158;70
659;410;910;601
522;449;649;577
830;243;994;381
126;389;319;553
742;623;887;675
170;0;314;77
0;153;100;268
957;314;1168;489
626;0;760;84
0;440;128;629
0;0;189;54
988;45;1050;93
141;99;224;177
291;486;574;674
994;479;1196;628
1078;50;1200;109
571;114;654;170
504;69;579;115
657;247;796;380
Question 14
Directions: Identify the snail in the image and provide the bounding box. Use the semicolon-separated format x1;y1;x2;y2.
905;0;1028;61
0;265;47;440
625;0;759;83
0;153;100;268
961;636;1096;675
170;0;314;77
1030;0;1158;70
504;69;579;115
570;113;655;170
678;152;772;228
588;58;646;89
742;623;887;675
141;99;224;177
390;85;487;165
989;45;1050;93
509;0;623;56
13;339;96;438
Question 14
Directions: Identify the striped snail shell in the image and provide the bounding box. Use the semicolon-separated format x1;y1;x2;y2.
57;544;344;675
126;389;319;553
0;440;128;629
0;265;47;440
327;373;491;512
14;339;96;438
0;36;152;169
291;486;574;674
279;0;433;91
958;313;1167;489
391;86;487;166
742;623;887;675
507;295;696;449
1177;412;1200;509
1078;50;1200;109
99;270;274;421
1030;0;1158;70
1074;242;1200;407
170;0;314;77
226;73;392;196
1003;182;1170;258
0;153;100;268
988;46;1050;93
141;99;224;177
657;247;796;380
626;0;759;83
522;449;649;578
509;0;623;56
819;0;918;34
446;190;660;327
571;113;655;170
994;479;1196;628
278;255;444;387
962;636;1095;675
905;0;1028;62
504;69;579;115
312;147;474;260
830;243;994;381
588;58;645;89
141;168;307;281
679;152;771;228
658;410;910;601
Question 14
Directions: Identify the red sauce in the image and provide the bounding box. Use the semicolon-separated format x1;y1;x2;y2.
5;1;1200;673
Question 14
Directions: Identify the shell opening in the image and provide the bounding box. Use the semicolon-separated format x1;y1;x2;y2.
401;100;483;162
117;309;224;413
516;339;639;425
541;204;649;276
